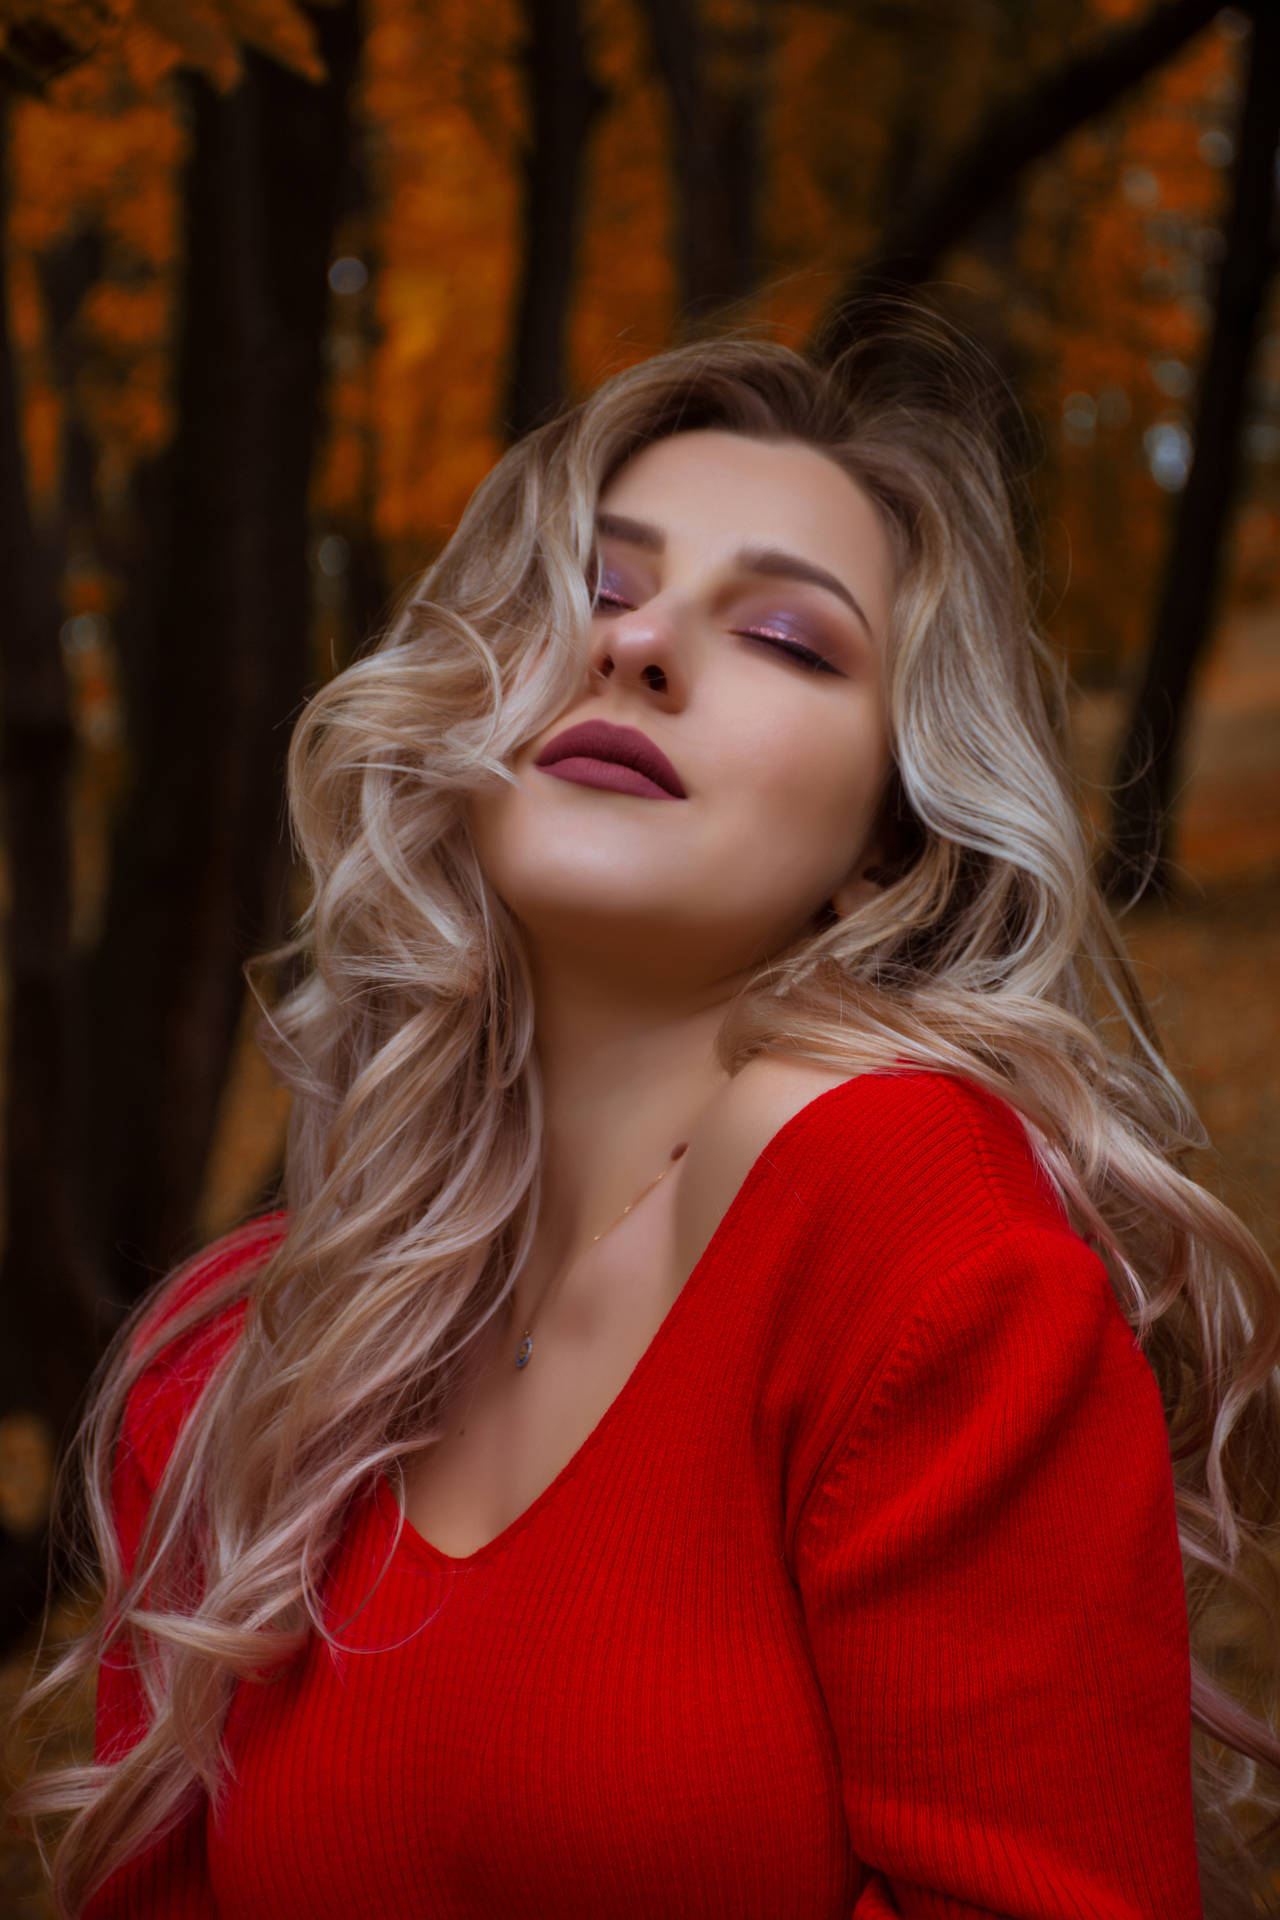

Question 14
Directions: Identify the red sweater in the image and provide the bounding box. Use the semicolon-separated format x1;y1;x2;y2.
87;1071;1203;1918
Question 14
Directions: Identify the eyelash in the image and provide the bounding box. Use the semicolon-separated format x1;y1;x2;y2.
592;588;839;676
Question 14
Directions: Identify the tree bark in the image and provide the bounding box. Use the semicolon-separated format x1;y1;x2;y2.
83;1;363;1301
503;0;606;438
639;0;770;331
814;0;1224;359
1103;4;1280;901
0;99;106;1652
0;104;102;1429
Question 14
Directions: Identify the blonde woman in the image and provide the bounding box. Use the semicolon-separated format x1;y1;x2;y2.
11;301;1280;1918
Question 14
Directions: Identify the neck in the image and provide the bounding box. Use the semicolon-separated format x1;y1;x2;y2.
525;952;741;1276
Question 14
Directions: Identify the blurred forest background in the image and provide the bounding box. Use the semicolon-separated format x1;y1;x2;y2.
1;0;1279;1906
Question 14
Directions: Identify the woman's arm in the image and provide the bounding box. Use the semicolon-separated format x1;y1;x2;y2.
95;1217;286;1758
792;1221;1202;1920
85;1218;284;1918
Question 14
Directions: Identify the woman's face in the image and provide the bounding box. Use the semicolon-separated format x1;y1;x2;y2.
468;428;897;993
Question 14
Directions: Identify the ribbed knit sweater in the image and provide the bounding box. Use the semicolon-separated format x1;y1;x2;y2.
87;1070;1203;1918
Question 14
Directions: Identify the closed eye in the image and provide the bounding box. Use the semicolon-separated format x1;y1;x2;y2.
742;632;841;675
593;590;841;676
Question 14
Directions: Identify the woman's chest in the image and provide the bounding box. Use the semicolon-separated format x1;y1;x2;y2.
400;1199;690;1560
208;1467;854;1920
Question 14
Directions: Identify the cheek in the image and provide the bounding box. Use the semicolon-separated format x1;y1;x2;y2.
464;780;522;893
765;719;891;901
743;710;887;843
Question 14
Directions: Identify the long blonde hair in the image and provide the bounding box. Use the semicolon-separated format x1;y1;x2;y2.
12;298;1280;1916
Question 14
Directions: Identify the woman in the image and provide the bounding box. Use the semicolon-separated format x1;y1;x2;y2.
12;300;1280;1918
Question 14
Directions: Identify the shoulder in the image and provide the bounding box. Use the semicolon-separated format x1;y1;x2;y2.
131;1210;288;1348
674;1056;859;1280
676;1057;1069;1286
121;1211;288;1487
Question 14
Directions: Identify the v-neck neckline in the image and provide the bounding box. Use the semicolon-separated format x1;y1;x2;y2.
378;1071;876;1575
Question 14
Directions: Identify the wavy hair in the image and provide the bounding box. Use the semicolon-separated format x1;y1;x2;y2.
11;297;1280;1916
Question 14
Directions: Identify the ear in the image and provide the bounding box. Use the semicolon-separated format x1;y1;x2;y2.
828;866;885;918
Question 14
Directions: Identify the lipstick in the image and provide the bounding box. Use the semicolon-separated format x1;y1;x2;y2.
534;719;687;799
539;758;680;800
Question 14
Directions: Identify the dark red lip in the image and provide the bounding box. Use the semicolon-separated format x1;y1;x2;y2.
534;720;687;799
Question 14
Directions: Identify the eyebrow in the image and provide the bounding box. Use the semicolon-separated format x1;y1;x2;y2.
594;509;874;641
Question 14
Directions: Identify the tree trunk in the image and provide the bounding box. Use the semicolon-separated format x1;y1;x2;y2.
503;0;606;438
0;99;104;1649
814;0;1223;359
1103;5;1280;901
0;102;103;1426
84;1;363;1301
639;0;770;331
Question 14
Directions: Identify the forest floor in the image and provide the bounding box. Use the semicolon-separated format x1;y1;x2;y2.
2;607;1278;1912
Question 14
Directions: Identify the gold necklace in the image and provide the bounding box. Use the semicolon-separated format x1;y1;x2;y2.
514;1141;689;1369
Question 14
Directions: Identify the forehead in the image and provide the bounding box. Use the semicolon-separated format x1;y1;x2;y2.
598;429;895;589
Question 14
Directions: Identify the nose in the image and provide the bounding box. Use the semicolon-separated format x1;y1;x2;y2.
586;596;684;699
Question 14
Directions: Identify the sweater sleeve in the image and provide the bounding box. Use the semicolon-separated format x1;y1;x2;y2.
85;1377;220;1920
792;1221;1203;1920
92;1370;173;1765
85;1216;286;1920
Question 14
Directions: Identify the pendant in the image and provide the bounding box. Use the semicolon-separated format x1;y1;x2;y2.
515;1332;533;1369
